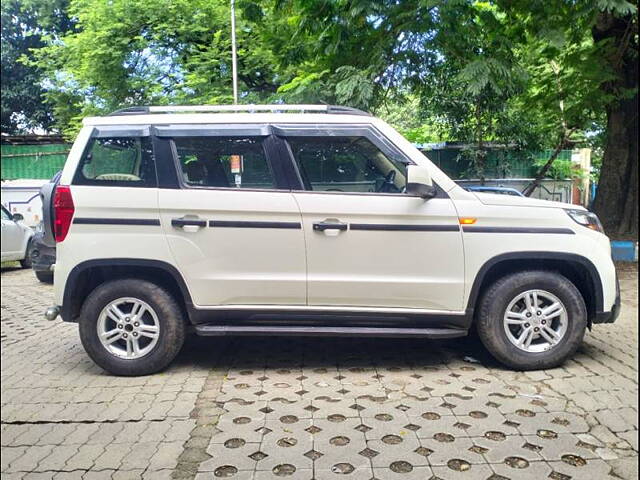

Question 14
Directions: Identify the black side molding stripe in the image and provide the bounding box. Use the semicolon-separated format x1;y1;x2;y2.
350;224;460;232
210;220;302;229
73;218;160;226
463;226;575;234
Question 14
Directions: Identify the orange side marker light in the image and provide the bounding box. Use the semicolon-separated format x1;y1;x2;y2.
459;217;477;225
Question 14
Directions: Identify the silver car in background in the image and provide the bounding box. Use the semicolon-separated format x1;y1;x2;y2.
1;205;34;267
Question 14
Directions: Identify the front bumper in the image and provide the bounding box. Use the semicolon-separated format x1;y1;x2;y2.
593;275;621;324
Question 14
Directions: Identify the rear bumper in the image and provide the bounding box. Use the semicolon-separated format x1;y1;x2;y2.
593;275;621;324
30;232;56;273
32;253;56;273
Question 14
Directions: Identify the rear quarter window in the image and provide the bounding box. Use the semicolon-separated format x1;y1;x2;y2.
73;137;156;187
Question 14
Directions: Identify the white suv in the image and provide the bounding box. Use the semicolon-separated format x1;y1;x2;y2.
43;105;620;376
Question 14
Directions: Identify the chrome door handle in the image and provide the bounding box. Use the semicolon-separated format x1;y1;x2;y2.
171;216;206;233
313;220;348;236
313;221;348;232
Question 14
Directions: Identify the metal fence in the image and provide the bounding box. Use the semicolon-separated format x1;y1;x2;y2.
423;147;574;180
1;144;71;180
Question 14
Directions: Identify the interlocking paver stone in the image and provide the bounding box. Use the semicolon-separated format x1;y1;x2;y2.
1;263;638;478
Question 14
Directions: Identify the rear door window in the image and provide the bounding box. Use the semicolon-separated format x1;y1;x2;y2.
172;136;276;190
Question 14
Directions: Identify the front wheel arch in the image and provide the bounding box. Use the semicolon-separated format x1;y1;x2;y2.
467;252;601;326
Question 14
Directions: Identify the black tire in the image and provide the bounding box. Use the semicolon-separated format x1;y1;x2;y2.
79;279;186;376
35;270;54;284
20;240;33;269
476;270;587;371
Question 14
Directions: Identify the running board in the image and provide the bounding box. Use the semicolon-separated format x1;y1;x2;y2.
194;325;467;339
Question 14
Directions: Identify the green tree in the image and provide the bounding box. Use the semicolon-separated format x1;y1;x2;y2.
591;7;638;239
30;0;286;136
21;0;638;238
498;0;637;236
1;0;72;133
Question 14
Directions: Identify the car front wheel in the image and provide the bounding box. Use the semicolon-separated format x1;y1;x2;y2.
79;279;186;376
476;270;587;370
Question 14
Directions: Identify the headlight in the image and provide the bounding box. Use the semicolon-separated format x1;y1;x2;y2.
565;209;604;233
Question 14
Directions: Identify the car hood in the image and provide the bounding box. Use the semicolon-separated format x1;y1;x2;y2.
471;192;584;210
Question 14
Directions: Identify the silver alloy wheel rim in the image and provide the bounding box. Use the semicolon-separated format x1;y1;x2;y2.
97;297;160;359
503;289;568;353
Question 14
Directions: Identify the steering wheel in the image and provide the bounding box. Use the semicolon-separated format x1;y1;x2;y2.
378;170;397;193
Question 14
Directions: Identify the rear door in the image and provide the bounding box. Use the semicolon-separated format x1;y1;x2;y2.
156;125;307;307
278;125;465;312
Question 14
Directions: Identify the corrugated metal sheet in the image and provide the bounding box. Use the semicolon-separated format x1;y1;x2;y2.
1;143;71;180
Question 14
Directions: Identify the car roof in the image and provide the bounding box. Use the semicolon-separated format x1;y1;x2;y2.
83;105;375;127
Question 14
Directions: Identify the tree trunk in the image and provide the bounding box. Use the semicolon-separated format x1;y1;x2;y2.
522;133;569;197
475;102;486;185
592;11;639;240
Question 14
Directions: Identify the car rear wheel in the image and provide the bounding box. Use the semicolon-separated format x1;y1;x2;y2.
79;279;186;376
20;240;33;269
476;270;587;370
35;270;54;284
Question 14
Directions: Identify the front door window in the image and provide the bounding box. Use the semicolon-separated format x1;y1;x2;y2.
287;136;407;194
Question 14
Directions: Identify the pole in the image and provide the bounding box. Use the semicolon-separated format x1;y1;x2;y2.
230;0;238;104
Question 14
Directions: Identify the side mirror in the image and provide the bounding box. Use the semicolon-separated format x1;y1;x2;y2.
406;165;437;199
12;213;24;222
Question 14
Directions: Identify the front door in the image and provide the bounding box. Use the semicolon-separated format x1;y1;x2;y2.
157;129;306;307
282;130;465;312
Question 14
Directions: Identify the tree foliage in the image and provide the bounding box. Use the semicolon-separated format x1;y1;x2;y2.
2;0;637;236
1;0;72;134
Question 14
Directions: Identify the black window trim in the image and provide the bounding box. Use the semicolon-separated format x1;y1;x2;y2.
91;125;151;138
153;124;271;138
272;124;411;165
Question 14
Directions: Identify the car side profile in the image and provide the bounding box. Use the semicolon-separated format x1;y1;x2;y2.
43;105;619;376
1;205;34;268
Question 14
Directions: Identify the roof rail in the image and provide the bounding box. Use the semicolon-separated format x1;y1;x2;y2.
107;104;370;116
109;106;151;116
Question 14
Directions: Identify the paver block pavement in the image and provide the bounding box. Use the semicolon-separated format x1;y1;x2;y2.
1;263;637;478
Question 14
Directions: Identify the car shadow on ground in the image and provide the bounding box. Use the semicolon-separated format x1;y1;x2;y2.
0;266;23;273
172;333;504;372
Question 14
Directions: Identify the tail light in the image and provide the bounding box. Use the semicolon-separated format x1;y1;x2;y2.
53;185;74;242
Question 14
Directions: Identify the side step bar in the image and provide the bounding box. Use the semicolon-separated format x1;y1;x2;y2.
194;325;467;339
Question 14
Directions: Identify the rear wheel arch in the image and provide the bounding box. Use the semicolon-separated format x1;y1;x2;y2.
467;252;602;325
62;259;194;324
